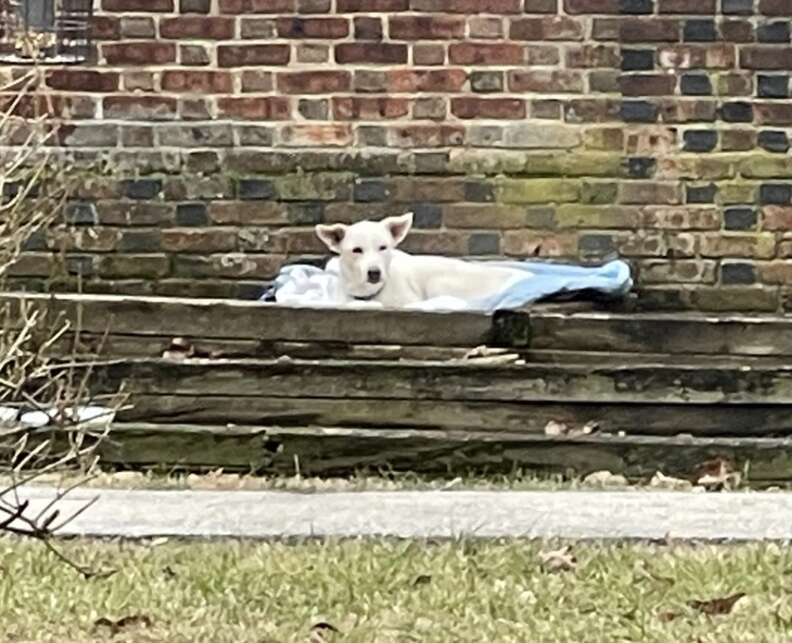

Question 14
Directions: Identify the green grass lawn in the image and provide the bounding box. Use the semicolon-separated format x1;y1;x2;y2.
2;537;791;642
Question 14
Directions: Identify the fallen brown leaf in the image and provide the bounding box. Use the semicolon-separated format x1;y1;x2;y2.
539;545;577;573
688;592;746;615
696;458;740;491
94;614;153;636
657;609;680;623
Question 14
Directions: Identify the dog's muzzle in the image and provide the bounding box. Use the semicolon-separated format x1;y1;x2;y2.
367;268;382;284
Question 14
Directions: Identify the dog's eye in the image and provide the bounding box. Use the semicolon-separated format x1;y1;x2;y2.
379;245;386;251
352;247;363;254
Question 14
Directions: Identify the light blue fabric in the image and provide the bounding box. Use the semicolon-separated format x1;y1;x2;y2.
262;258;633;311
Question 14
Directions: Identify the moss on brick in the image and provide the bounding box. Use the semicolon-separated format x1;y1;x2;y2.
556;205;640;229
494;178;579;204
717;182;757;205
580;181;618;204
273;172;354;201
740;155;792;179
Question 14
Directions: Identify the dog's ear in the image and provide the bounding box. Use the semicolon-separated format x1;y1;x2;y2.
315;223;347;253
384;212;413;246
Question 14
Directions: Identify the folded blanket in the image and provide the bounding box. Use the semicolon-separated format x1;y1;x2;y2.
261;258;633;312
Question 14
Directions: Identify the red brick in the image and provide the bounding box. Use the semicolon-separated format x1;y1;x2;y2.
760;0;788;15
91;16;121;40
102;0;173;10
449;43;523;65
219;0;294;11
386;69;467;92
335;43;407;64
763;207;792;231
280;124;353;146
104;96;178;120
509;17;584;41
160;17;235;39
451;97;526;119
217;97;291;120
413;44;446;65
410;0;521;10
46;70;119;93
332;97;410;120
337;0;407;9
508;69;583;93
276;17;349;38
389;16;465;39
102;42;176;65
621;19;681;42
218;45;290;66
620;182;681;205
619;74;677;97
740;47;792;70
277;71;351;94
658;0;715;12
720;20;753;43
564;0;618;12
162;71;233;94
755;103;792;126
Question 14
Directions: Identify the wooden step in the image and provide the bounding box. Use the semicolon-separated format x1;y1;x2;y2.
95;422;792;485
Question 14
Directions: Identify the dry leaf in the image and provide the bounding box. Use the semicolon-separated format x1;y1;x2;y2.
94;614;153;636
650;471;693;491
544;420;569;436
583;470;628;487
539;545;577;573
310;621;340;642
696;458;740;491
657;610;680;623
688;592;746;615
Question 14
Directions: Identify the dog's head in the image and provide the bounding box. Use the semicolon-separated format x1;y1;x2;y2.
315;212;413;298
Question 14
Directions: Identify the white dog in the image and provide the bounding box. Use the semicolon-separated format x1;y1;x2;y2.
315;212;530;308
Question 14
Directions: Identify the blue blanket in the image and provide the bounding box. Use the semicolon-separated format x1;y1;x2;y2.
261;258;633;312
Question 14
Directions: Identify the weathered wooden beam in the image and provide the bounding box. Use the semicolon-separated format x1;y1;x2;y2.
98;423;792;483
117;395;792;437
91;357;792;405
0;292;525;347
530;312;792;356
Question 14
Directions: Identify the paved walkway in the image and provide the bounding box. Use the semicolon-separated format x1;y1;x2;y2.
10;485;792;541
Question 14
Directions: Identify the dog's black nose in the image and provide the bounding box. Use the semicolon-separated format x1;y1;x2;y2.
367;268;382;284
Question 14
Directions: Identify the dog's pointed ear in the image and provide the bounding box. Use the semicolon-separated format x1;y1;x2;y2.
315;223;347;253
384;212;413;246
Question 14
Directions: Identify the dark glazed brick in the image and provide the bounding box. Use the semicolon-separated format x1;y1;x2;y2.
680;74;712;95
411;204;443;229
721;262;756;285
353;180;389;202
180;0;210;11
620;100;658;122
65;256;95;277
578;234;616;257
724;207;756;230
760;183;792;205
684;19;717;42
686;184;717;203
22;231;47;252
624;157;656;178
176;202;209;226
119;230;162;252
757;21;791;43
758;130;790;152
620;0;654;13
238;179;276;200
683;130;718;152
720;101;753;122
468;233;500;255
722;0;753;14
758;75;789;98
122;179;162;200
471;71;504;93
65;202;98;225
288;203;324;225
464;182;495;202
621;49;654;71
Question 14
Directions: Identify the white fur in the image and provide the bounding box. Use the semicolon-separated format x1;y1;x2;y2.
315;212;530;308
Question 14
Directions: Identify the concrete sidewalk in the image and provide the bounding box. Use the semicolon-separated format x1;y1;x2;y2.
9;485;792;541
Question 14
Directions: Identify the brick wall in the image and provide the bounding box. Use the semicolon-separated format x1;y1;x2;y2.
3;0;791;310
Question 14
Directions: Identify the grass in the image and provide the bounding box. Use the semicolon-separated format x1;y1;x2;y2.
3;537;792;642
